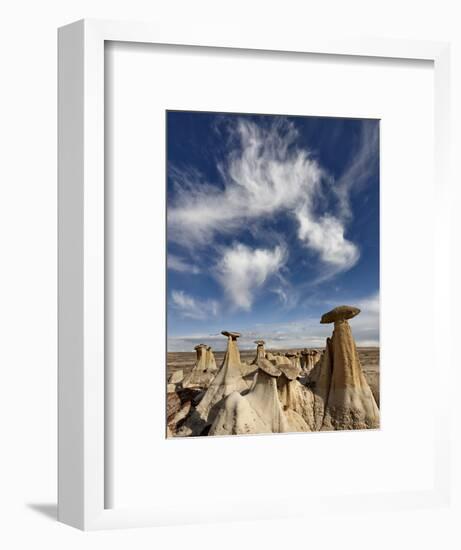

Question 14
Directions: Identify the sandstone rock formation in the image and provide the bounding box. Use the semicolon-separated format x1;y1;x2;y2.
183;344;217;389
308;338;333;430
237;340;264;380
300;349;310;372
252;340;266;364
169;369;184;385
167;391;181;421
301;349;321;374
197;331;249;415
277;360;314;431
176;331;249;436
167;400;191;435
205;346;217;373
272;354;287;366
170;307;379;436
285;352;302;371
309;306;379;430
209;358;291;436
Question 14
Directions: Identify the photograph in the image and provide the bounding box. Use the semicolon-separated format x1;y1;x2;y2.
166;110;380;437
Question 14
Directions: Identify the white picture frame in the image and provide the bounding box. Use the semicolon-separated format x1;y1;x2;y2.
58;19;452;530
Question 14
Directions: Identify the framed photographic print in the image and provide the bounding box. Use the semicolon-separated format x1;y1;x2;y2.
165;110;380;439
58;19;452;530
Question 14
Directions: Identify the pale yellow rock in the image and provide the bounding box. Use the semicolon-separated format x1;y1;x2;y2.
197;332;249;417
272;354;287;366
277;374;314;431
252;340;266;364
285;352;302;371
258;357;283;377
183;344;216;388
167;383;176;393
320;305;360;324
177;331;249;436
240;340;266;379
169;369;184;385
209;357;309;436
241;361;258;378
277;358;313;430
209;360;289;436
301;349;321;374
322;321;379;430
205;346;218;373
310;306;379;430
309;339;333;430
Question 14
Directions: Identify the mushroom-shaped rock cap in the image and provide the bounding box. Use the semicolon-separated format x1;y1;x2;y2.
320;305;360;324
278;362;301;381
285;352;296;358
257;358;282;378
254;340;265;346
221;330;241;339
194;343;207;350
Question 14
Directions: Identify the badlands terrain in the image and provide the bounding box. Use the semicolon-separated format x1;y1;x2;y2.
168;348;379;406
166;306;380;437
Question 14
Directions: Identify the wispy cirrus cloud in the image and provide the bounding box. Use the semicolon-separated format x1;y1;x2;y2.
168;118;363;281
170;290;219;320
167;254;201;275
335;121;379;220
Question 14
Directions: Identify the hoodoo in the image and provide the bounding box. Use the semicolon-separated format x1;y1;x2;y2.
301;349;320;374
209;358;291;435
176;331;249;436
252;340;266;364
308;338;333;430
195;331;249;421
285;352;301;371
276;359;313;431
300;349;310;373
272;354;287;366
236;340;263;380
310;305;379;430
205;346;218;373
183;344;216;388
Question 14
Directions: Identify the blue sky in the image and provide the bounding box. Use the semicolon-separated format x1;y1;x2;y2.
167;111;379;351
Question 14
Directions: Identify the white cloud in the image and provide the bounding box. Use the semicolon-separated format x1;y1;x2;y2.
335;121;379;220
357;292;380;314
167;254;201;274
167;291;379;351
170;290;219;320
168;291;379;349
216;243;286;310
168;118;364;279
349;292;380;344
295;210;359;273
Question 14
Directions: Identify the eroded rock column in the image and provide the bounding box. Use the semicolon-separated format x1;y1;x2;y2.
315;306;380;430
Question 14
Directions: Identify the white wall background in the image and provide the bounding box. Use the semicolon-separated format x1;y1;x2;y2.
1;1;460;549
